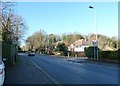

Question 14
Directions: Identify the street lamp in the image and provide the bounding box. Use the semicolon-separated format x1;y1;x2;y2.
89;6;98;61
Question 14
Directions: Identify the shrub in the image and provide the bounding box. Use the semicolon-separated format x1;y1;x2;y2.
56;43;68;56
84;46;99;58
85;46;118;60
98;51;118;60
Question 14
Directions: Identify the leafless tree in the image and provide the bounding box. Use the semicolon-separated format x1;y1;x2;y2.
1;2;27;44
26;30;46;52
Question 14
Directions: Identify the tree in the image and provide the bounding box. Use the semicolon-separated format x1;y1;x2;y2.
61;33;84;46
2;2;27;44
25;30;47;52
86;34;118;50
56;43;66;51
26;36;34;51
56;43;68;56
47;34;59;50
12;14;27;41
2;2;14;44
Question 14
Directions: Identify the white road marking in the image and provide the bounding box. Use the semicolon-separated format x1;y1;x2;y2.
30;59;63;86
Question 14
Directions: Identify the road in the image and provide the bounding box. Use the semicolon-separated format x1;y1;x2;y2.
5;53;118;84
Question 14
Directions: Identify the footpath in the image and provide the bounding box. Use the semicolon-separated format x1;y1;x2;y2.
3;54;56;85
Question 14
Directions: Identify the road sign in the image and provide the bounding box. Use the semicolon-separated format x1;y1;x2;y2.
93;41;97;46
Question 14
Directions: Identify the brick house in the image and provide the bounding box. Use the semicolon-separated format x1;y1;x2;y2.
68;39;89;57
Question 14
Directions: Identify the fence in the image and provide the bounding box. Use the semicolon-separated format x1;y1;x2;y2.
2;43;18;66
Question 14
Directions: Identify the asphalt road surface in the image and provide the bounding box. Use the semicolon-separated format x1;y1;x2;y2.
4;53;118;85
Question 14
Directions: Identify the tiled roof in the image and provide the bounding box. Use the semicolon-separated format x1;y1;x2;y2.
69;39;90;48
73;39;83;46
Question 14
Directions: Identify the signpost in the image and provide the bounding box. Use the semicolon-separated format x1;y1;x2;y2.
93;40;98;61
93;40;97;61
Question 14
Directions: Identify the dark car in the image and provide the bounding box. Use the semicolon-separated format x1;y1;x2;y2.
28;51;35;56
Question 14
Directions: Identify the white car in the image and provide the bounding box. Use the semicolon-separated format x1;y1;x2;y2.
0;61;5;86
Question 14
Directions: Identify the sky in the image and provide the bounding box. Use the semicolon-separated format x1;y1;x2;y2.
14;2;118;45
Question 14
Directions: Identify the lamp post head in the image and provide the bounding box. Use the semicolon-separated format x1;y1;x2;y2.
89;6;94;9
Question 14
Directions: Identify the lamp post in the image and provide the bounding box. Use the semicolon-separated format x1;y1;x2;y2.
89;6;98;61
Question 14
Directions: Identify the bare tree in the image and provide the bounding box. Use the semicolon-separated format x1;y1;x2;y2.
11;14;27;43
1;2;27;44
26;30;47;52
26;36;34;51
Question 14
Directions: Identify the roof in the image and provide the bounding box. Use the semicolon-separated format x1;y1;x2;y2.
103;45;114;51
69;39;89;48
73;39;83;46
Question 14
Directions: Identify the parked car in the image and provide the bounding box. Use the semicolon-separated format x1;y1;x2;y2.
28;51;35;56
0;61;5;86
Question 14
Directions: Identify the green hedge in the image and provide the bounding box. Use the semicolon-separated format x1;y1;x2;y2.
84;46;118;60
84;46;99;58
99;51;118;60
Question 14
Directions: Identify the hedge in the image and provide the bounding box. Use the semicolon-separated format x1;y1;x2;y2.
84;46;99;58
84;46;118;60
99;51;118;60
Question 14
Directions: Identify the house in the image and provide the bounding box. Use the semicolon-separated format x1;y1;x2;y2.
68;39;89;57
103;45;114;51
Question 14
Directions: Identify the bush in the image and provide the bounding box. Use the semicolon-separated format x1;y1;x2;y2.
100;51;118;60
100;51;111;59
56;43;68;56
84;46;99;58
84;46;118;60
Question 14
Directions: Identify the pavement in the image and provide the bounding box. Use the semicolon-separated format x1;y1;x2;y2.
3;54;56;85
